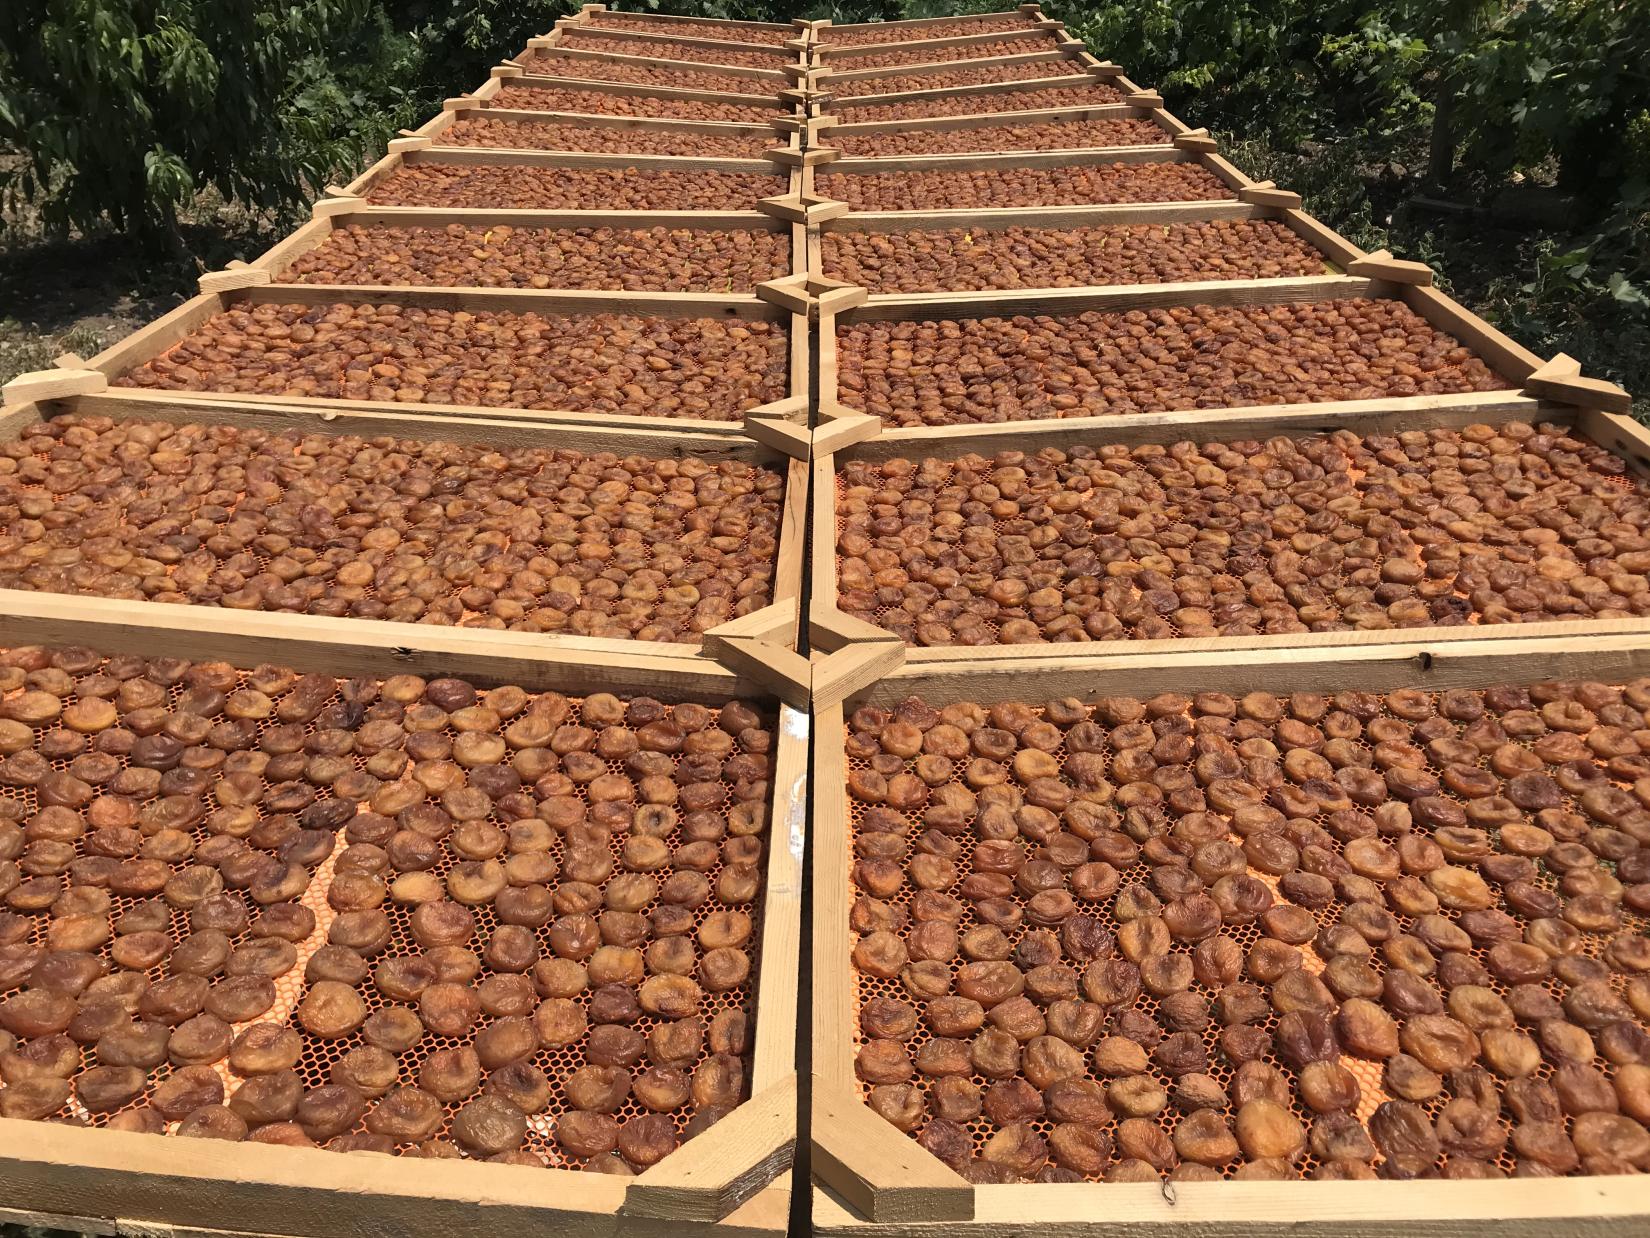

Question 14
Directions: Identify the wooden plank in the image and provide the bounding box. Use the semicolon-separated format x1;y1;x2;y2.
858;273;1367;315
0;367;107;403
824;143;1177;175
539;25;799;61
818;48;1076;88
811;453;839;609
0;1123;632;1238
60;388;764;445
839;274;1373;321
813;1176;1650;1236
816;26;1058;62
405;145;779;174
857;632;1650;708
0;590;746;701
818;101;1137;139
900;615;1650;668
848;389;1552;461
509;72;779;109
824;200;1260;232
238;281;775;320
774;457;809;605
450;106;788;139
516;45;790;85
86;386;768;440
31;391;777;466
752;703;808;1081
810;701;854;1090
341;206;781;230
835;73;1119;113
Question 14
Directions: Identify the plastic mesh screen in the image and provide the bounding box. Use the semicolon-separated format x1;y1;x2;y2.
0;415;784;643
0;643;773;1172
844;683;1650;1182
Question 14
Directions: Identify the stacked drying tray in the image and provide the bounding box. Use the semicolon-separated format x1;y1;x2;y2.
0;7;813;1238
791;6;1650;1237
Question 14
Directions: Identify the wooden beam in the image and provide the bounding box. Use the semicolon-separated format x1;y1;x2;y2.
1;368;107;403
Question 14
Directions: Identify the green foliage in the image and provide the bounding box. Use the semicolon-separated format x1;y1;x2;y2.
0;0;382;243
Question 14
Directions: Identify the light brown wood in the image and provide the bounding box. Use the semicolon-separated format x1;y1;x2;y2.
813;1175;1650;1236
822;201;1261;234
626;1078;798;1222
823;145;1189;176
818;48;1077;89
839;274;1373;320
812;1082;974;1223
510;71;779;109
1347;246;1435;285
407;144;780;174
1524;352;1635;412
846;389;1551;461
1402;283;1545;382
0;367;107;403
197;267;271;294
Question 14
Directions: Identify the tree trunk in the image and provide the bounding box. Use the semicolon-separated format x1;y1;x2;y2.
1428;76;1457;187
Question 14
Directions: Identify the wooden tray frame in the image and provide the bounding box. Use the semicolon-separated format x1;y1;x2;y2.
0;592;804;1237
0;393;810;665
564;3;810;48
812;5;1053;48
810;41;1093;97
447;67;802;126
809;398;1650;675
536;17;805;69
800;145;1256;212
507;19;800;92
57;274;809;438
341;144;799;208
807;198;1360;290
417;104;799;160
229;203;806;305
808;635;1650;1233
810;101;1182;162
814;61;1127;118
813;25;1068;68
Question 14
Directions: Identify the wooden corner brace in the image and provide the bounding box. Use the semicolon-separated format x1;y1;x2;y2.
1086;59;1125;77
744;398;878;462
2;367;108;405
1173;127;1218;153
388;135;432;154
809;609;905;710
1525;353;1634;414
1125;89;1164;108
1238;180;1304;209
778;86;827;107
769;146;839;169
755;275;867;317
704;600;810;710
311;195;362;220
441;95;476;112
812;1079;973;1223
490;64;523;79
1346;247;1434;286
756;192;851;226
623;1074;797;1222
744;397;812;460
198;267;271;295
